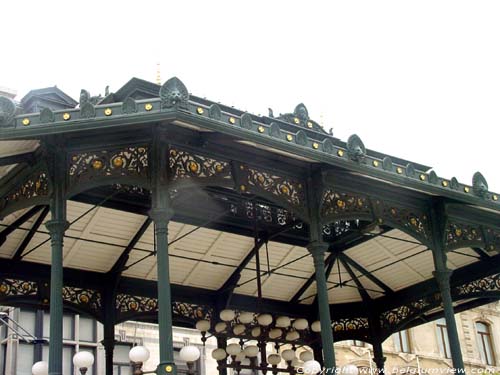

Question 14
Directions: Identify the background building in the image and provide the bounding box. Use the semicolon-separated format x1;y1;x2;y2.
1;302;499;374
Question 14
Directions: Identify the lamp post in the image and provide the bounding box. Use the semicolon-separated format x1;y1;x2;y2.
73;351;95;375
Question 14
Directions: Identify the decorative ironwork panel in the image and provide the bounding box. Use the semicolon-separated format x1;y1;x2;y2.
115;293;213;321
62;286;102;314
169;148;232;182
321;190;371;220
229;200;303;229
332;317;369;333
445;221;483;249
377;201;431;243
68;146;148;188
1;171;49;210
113;183;150;196
0;278;38;298
380;295;440;330
455;273;500;296
245;166;305;207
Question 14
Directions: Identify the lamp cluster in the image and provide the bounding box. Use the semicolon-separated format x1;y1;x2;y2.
196;309;324;374
32;351;94;375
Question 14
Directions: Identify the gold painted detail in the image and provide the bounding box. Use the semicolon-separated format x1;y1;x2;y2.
63;113;71;120
197;107;204;114
22;118;30;126
145;103;153;111
321;190;371;218
104;108;113;116
169;149;231;181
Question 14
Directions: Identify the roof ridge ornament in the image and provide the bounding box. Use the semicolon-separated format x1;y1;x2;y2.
277;103;328;134
39;108;55;123
0;96;17;128
346;134;366;162
472;172;488;198
160;77;189;109
122;97;138;114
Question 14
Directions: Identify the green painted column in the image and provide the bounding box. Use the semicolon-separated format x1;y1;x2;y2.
430;201;464;372
372;339;386;375
433;267;464;370
150;208;176;375
46;149;68;375
308;241;336;371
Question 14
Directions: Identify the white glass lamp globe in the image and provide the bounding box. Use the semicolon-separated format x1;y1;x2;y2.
220;309;236;321
215;322;227;333
243;345;259;357
299;350;314;362
179;345;201;363
226;343;242;356
267;353;281;366
342;364;359;375
291;358;303;368
129;346;150;363
286;331;300;341
293;318;309;330
212;348;227;361
269;328;282;339
233;324;246;336
235;352;246;362
303;360;322;374
281;349;296;362
311;321;321;332
195;319;210;332
32;361;48;375
257;313;273;326
238;311;254;324
73;351;95;369
251;326;261;337
241;358;251;366
276;316;291;328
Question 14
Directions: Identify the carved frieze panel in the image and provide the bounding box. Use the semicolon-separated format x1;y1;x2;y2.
1;171;49;211
332;317;369;332
445;221;483;249
321;190;371;220
376;201;431;244
243;166;305;208
380;295;439;330
68;146;148;188
455;273;500;296
62;286;102;314
115;293;213;322
0;278;38;298
169;148;231;182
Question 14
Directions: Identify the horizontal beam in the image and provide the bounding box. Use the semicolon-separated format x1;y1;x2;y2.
0;152;35;167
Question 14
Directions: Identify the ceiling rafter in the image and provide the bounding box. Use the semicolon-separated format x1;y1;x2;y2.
339;254;371;302
0;151;35;167
0;206;43;246
12;206;49;260
341;254;393;294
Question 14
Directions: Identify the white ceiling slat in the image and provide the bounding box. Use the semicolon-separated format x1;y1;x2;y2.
63;208;102;266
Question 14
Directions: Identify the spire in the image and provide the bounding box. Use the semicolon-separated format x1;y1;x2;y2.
156;63;161;85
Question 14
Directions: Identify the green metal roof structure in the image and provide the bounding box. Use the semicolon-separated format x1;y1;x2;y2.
0;76;499;374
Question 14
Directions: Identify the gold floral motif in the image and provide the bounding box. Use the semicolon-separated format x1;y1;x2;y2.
312;142;319;149
229;117;236;124
22;118;30;126
92;159;103;170
197;107;204;114
189;162;199;173
258;126;265;133
112;157;124;168
293;117;300;124
307;121;313;128
286;134;293;141
442;180;449;187
63;113;71;120
104;108;113;116
337;150;344;157
373;160;379;167
144;103;153;111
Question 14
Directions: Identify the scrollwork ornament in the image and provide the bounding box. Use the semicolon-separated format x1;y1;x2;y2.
0;96;16;128
240;113;253;129
382;156;393;171
208;104;222;120
0;278;37;297
80;102;96;119
269;122;281;137
40;107;55;123
323;138;334;154
295;130;307;146
405;163;416;178
122;97;138;114
169;149;231;181
160;77;189;109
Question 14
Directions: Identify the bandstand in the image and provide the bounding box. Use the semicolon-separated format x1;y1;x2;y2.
0;77;499;375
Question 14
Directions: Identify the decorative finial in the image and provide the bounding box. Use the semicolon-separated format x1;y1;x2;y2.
268;108;274;118
156;63;161;85
293;103;309;122
346;134;366;162
79;89;90;107
472;172;488;198
159;77;189;109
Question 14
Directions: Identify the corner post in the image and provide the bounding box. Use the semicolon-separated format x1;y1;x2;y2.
368;314;386;375
150;126;177;375
430;200;464;372
306;168;336;371
102;286;116;375
45;140;69;375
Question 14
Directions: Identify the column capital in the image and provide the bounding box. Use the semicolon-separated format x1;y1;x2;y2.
149;207;174;223
307;241;329;257
45;219;69;234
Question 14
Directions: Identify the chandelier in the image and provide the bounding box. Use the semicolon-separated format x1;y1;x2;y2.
196;309;325;374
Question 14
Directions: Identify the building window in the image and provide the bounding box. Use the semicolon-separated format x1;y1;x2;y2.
476;322;495;366
393;330;411;353
350;340;366;347
436;318;451;359
114;343;133;375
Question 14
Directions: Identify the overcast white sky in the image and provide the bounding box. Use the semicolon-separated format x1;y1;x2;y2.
2;1;499;191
